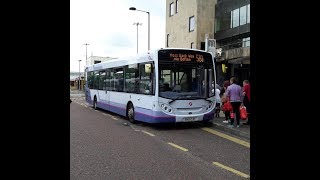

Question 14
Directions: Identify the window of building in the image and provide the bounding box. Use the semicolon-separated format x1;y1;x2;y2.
189;16;195;32
176;0;178;13
239;6;247;26
167;34;169;47
231;38;242;49
232;8;239;28
242;37;250;47
215;18;220;33
230;11;232;28
191;42;194;49
247;4;250;23
200;42;205;50
170;2;174;16
218;12;231;31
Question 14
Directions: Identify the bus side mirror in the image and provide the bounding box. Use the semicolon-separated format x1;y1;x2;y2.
222;64;228;73
145;64;152;74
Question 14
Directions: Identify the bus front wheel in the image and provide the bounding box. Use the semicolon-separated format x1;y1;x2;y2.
127;103;136;124
93;97;97;110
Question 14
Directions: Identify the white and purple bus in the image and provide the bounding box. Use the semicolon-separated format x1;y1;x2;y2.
85;48;217;124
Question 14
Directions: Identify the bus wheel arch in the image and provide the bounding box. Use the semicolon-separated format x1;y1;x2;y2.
126;102;136;123
93;95;98;109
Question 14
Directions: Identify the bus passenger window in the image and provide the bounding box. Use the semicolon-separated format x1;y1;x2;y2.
139;63;154;95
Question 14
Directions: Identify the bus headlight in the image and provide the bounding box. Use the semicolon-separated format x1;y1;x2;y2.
159;103;173;113
207;102;214;111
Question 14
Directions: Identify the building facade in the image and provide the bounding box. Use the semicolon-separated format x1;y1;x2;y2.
214;0;250;85
165;0;250;86
165;0;216;50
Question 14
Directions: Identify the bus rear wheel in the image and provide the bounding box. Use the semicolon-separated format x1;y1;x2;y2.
127;103;136;123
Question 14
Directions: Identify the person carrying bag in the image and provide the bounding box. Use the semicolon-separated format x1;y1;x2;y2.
239;105;247;120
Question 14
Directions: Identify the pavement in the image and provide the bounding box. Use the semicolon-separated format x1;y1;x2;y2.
70;89;250;141
212;112;250;141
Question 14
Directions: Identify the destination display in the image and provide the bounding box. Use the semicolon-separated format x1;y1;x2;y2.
158;49;212;63
169;53;204;62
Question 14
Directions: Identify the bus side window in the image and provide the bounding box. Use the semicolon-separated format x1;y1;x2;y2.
93;71;99;90
114;68;124;92
139;63;153;94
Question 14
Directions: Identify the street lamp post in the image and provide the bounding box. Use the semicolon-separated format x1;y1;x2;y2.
83;43;89;61
83;43;89;90
78;60;82;90
133;22;142;54
129;7;150;51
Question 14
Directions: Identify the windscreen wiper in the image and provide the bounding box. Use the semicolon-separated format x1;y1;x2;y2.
168;96;210;104
168;96;182;104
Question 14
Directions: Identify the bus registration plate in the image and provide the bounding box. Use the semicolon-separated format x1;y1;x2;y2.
184;117;197;122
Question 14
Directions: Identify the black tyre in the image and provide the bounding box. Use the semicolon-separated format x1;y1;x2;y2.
93;97;97;110
127;103;136;123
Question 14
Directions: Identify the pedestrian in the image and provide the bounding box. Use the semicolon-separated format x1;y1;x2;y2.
221;80;231;123
226;77;242;128
214;88;221;117
242;80;251;125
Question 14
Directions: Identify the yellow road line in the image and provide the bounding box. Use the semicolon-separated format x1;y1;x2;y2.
167;142;188;152
202;127;250;148
141;130;155;137
213;162;250;179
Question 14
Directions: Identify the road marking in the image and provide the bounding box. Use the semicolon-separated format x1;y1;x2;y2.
201;127;250;148
141;130;155;137
95;110;99;112
111;117;118;121
213;162;250;179
80;103;87;107
102;114;109;116
167;142;188;152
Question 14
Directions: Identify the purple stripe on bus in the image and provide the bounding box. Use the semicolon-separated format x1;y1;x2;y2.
203;110;215;121
97;101;127;116
91;99;214;123
135;112;176;123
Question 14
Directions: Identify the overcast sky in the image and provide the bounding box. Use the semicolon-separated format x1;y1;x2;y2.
70;0;166;72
